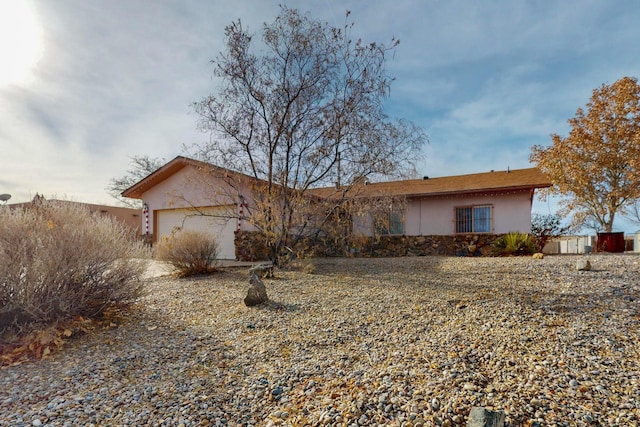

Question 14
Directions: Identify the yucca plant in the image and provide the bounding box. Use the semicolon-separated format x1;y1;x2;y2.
492;232;537;256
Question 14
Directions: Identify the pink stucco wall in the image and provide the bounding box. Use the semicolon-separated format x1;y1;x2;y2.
140;165;255;235
405;190;533;235
354;189;534;236
141;166;535;238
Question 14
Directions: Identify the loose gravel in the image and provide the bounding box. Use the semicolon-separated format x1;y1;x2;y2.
1;255;639;426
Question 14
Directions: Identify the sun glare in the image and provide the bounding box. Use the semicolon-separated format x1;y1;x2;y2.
0;0;43;86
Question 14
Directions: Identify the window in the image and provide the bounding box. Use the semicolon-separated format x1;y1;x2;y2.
375;209;404;235
455;205;492;233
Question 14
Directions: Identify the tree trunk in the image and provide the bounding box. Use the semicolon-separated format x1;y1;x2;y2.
605;213;615;232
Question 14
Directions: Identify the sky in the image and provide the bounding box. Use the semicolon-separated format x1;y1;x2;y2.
1;0;640;231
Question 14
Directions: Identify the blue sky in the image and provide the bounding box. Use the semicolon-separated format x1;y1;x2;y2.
2;1;640;231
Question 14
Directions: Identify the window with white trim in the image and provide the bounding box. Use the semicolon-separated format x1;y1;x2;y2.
455;205;492;233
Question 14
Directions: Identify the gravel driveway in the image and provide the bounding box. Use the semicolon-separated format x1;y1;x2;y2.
1;255;639;426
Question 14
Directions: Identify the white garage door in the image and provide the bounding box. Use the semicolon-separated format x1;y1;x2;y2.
157;206;236;260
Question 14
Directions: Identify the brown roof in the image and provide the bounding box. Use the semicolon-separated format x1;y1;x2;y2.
310;167;551;199
123;156;551;201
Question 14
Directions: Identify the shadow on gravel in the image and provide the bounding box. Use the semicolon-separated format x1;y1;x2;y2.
252;300;300;312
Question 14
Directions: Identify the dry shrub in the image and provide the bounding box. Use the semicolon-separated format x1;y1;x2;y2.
155;230;219;276
301;260;316;274
286;258;316;275
0;200;148;336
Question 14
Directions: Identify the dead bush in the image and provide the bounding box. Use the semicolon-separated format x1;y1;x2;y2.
0;200;148;336
301;260;316;274
155;230;219;276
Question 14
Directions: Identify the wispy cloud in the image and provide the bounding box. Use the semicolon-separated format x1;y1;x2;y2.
2;0;640;220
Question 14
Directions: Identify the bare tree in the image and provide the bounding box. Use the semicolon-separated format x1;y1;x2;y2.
192;7;427;264
108;155;165;208
625;202;640;229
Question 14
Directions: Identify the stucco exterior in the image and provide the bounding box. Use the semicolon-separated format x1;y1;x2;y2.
352;190;534;237
405;189;534;235
123;156;551;259
138;163;256;239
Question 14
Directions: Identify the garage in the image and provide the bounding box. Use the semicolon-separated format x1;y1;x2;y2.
156;206;236;260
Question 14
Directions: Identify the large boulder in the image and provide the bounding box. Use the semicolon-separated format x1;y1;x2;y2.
576;259;592;271
244;273;269;307
467;407;505;427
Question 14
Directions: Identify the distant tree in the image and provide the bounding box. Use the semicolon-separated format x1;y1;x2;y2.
530;76;640;232
627;202;640;228
192;7;427;265
530;213;570;251
108;155;165;208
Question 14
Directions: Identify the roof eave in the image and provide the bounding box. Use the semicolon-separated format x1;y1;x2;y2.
403;183;552;199
380;184;552;198
121;156;190;199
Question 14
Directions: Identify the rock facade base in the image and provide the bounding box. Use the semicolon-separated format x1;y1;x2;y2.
235;231;503;261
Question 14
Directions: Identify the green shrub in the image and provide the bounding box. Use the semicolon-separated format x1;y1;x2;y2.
155;230;219;276
0;201;148;335
492;232;537;256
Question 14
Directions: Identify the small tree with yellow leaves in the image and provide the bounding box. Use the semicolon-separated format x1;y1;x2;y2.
530;76;640;232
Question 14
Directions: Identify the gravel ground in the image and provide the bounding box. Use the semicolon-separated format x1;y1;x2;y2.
1;255;639;427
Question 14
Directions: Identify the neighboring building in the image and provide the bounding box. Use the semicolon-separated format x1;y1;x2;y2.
122;156;551;260
631;233;640;252
542;235;596;254
8;195;142;235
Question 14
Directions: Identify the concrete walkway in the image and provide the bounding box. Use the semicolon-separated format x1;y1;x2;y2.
141;259;263;279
